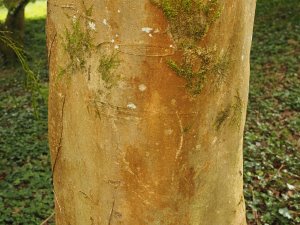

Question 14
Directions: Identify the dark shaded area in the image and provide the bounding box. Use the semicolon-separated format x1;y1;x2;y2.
0;0;30;63
0;17;52;224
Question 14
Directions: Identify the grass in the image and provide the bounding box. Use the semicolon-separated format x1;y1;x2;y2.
0;0;299;224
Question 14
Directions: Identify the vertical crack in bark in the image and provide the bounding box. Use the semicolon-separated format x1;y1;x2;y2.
53;190;62;212
175;111;184;160
79;190;94;203
108;198;115;225
52;95;66;175
48;32;57;65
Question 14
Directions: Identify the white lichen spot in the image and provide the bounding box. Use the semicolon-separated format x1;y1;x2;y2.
149;33;153;38
142;27;153;33
170;44;174;48
88;21;96;31
154;28;160;33
118;81;129;89
102;19;108;26
72;15;77;23
115;34;119;38
164;129;173;135
212;137;218;145
114;45;119;49
171;99;177;106
196;144;201;151
127;103;137;110
117;9;121;13
241;54;245;61
138;84;147;92
111;38;115;43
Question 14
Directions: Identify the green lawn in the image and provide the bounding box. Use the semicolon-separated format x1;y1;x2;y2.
0;0;299;224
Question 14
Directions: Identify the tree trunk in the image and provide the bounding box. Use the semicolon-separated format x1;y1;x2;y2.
47;0;256;224
0;0;28;63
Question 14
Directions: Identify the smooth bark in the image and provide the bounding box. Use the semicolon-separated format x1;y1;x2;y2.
47;0;256;224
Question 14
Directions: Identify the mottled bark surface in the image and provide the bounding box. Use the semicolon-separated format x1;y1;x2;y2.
47;0;256;224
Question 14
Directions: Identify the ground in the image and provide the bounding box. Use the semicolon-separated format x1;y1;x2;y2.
0;0;299;224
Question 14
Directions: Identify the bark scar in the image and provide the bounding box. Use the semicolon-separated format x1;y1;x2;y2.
53;190;62;212
52;95;66;175
48;32;57;65
108;198;115;225
175;111;184;160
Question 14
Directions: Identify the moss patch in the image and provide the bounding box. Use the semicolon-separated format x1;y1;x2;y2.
151;0;226;95
151;0;221;43
168;46;229;94
215;91;243;131
230;92;243;128
214;105;231;130
98;50;120;89
58;3;120;86
57;3;95;80
62;18;94;73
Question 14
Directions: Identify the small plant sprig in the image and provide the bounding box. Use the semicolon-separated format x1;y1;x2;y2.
0;31;42;117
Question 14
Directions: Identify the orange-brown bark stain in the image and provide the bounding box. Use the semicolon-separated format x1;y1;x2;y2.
114;2;218;224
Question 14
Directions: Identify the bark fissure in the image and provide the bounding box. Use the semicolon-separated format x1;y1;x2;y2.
108;198;115;225
47;32;57;65
52;95;66;175
175;111;184;160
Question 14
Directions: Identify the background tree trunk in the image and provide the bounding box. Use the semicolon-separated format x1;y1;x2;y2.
0;0;29;63
47;0;256;224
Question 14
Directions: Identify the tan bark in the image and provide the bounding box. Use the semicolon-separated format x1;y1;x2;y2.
47;0;256;224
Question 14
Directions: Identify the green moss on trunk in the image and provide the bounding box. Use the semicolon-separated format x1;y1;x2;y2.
151;0;227;95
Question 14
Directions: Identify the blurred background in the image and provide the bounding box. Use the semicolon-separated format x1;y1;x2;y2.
0;0;299;224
